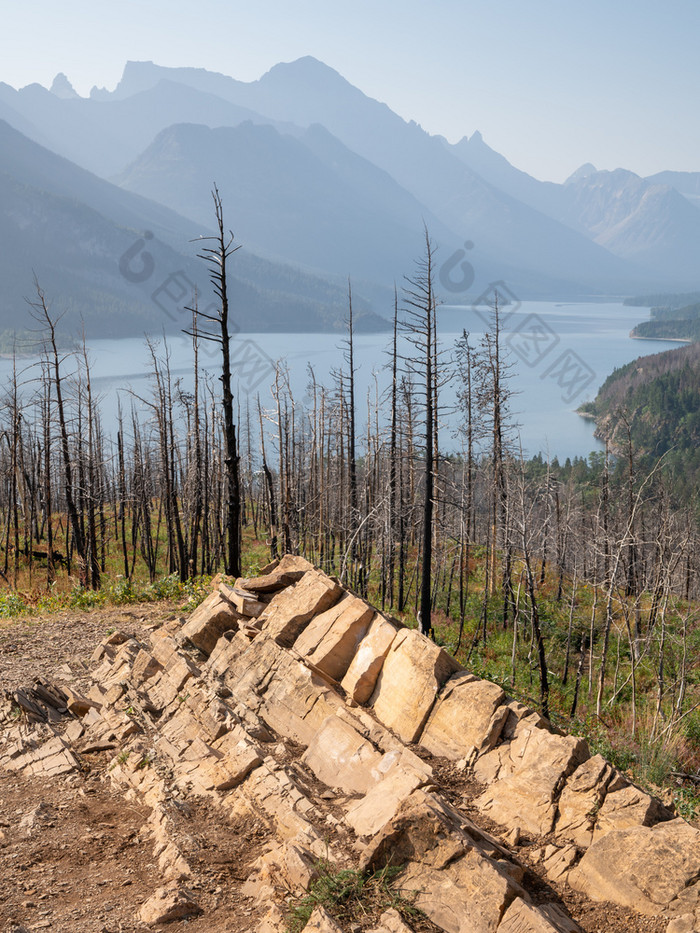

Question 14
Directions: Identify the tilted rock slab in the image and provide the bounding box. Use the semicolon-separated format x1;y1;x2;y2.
370;628;462;743
4;554;700;933
568;817;700;916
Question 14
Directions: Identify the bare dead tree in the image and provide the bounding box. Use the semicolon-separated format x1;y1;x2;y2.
185;186;242;576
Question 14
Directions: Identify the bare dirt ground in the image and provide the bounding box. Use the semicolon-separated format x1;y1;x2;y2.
0;606;672;932
0;604;273;933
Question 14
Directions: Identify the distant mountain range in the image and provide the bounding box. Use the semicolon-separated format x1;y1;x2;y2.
1;57;700;340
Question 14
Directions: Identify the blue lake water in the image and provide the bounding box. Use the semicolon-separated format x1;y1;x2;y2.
1;301;679;462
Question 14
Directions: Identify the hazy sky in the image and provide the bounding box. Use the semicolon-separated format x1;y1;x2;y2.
2;0;698;183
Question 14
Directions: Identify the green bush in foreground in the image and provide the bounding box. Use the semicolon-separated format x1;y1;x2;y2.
286;860;418;933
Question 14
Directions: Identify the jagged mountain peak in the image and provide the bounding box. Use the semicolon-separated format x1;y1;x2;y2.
564;162;598;185
261;55;344;82
49;72;79;99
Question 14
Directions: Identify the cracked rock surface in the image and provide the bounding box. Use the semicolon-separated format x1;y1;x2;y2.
1;557;695;932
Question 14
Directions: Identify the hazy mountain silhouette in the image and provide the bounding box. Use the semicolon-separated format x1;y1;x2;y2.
0;120;383;337
117;120;465;285
647;170;700;208
556;169;700;283
1;54;699;339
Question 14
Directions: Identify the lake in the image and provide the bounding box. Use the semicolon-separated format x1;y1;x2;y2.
1;301;677;462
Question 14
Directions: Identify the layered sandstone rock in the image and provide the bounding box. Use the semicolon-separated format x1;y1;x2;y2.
2;555;697;933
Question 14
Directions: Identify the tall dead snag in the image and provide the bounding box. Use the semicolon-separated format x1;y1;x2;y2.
475;296;516;621
186;187;242;577
402;229;439;638
386;286;400;608
345;281;358;581
30;282;89;587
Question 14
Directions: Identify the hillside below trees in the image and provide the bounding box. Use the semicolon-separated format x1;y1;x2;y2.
581;341;700;505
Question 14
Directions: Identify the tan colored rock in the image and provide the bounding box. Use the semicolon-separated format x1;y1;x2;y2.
475;726;589;836
368;908;416;933
398;856;506;933
138;883;201;925
340;613;400;703
345;750;432;838
3;735;78;777
62;687;95;717
90;630;128;663
244;838;320;901
159;690;230;746
555;754;615;847
420;671;508;760
592;783;672;841
258;905;287;933
395;832;525;933
294;593;375;681
93;638;142;688
220;582;267;618
237;553;314;593
568;817;700;915
148;653;201;711
667;915;698;933
302;714;384;794
131;648;164;687
225;759;320;841
204;629;251;678
260;570;343;647
148;804;192;880
498;898;581;932
171;728;262;795
470;705;548;786
370;629;462;743
304;907;344;933
149;622;181;667
224;636;344;747
542;844;579;883
361;788;513;873
178;590;242;656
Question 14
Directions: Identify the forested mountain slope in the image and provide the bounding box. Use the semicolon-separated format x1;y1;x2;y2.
583;342;700;504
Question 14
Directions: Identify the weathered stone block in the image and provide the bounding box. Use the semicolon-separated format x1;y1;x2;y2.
294;593;375;681
345;750;432;838
260;570;343;647
302;714;384;794
138;883;201;925
555;754;614;847
179;590;242;656
593;783;672;840
370;629;462;743
420;671;508;760
499;898;581;932
220;582;267;618
236;553;314;593
475;726;589;836
340;613;400;703
568;818;700;915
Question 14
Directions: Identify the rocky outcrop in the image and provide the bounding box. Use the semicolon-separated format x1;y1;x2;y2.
1;554;696;932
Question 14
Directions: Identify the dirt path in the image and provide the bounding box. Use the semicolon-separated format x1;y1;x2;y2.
0;603;270;932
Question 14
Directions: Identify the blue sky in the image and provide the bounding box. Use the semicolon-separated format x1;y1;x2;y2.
2;0;698;182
